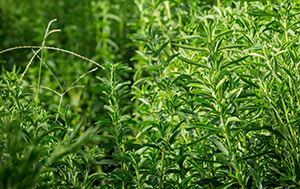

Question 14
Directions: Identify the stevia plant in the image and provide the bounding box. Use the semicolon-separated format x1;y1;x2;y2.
131;0;300;188
0;67;100;188
0;19;104;188
96;62;137;188
1;0;300;188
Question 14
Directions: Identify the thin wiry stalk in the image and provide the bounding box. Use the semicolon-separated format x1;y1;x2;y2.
32;49;63;91
40;85;62;96
21;47;42;80
33;47;98;121
36;19;58;105
0;46;104;69
63;85;85;95
69;67;98;88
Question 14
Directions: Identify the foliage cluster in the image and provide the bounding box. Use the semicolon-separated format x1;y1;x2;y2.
1;0;300;188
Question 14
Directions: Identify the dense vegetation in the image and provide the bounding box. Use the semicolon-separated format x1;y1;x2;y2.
1;0;300;188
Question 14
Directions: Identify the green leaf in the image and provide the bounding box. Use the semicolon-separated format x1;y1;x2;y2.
155;40;169;55
249;53;267;60
225;88;242;99
97;159;118;165
216;77;227;90
215;181;237;189
214;30;233;40
178;56;209;68
225;117;240;125
221;55;249;69
211;138;229;155
171;43;207;52
249;167;263;189
137;98;150;106
187;123;221;132
136;122;157;138
219;44;247;51
132;35;149;42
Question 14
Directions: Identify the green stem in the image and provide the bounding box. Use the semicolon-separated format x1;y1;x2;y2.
122;181;125;189
56;94;63;121
36;45;44;105
152;0;167;39
159;150;165;189
159;112;173;189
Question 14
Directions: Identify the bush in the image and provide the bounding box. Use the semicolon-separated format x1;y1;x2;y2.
1;0;300;188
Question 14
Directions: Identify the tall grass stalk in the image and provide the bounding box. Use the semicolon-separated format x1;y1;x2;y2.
36;19;59;104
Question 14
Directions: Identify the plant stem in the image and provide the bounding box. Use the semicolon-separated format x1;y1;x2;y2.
36;45;44;105
159;149;165;189
56;94;63;121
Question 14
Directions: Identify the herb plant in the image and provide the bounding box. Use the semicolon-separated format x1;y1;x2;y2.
1;0;300;188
